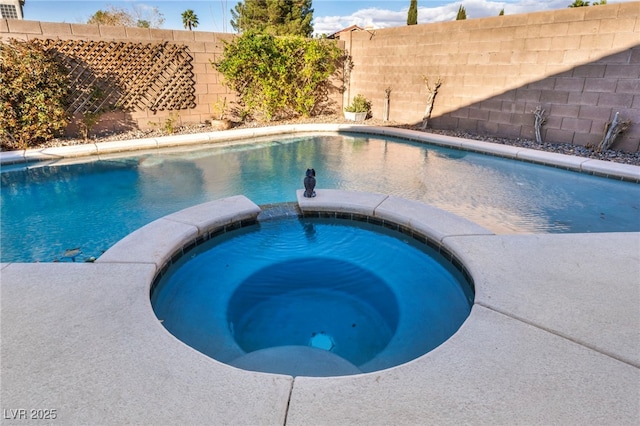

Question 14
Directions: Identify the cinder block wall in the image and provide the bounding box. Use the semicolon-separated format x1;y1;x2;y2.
2;3;639;152
0;19;236;135
341;2;640;152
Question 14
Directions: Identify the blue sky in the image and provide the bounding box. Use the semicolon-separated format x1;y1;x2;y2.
22;0;635;35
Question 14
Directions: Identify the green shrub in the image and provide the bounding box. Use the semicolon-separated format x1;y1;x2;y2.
344;94;371;113
0;39;70;150
214;32;344;121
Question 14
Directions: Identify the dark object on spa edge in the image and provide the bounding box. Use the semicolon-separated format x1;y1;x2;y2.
304;168;316;198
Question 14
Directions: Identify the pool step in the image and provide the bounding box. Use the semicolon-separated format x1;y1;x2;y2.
229;346;362;377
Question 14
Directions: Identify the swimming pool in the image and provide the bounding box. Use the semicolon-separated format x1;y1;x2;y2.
1;132;639;262
151;215;474;376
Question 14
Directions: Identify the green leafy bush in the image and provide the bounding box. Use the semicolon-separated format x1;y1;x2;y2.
0;39;70;150
344;94;371;113
214;32;343;121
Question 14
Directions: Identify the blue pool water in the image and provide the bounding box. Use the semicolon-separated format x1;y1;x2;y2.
151;217;473;376
1;134;639;262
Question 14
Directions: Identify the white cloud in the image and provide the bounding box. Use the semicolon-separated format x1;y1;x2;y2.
313;0;625;35
314;8;405;34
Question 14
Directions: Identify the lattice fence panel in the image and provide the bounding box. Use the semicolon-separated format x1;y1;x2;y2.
34;39;196;114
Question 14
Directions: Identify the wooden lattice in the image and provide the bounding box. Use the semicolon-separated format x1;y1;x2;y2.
35;39;196;114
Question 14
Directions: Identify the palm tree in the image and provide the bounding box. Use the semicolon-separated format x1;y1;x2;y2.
181;9;199;31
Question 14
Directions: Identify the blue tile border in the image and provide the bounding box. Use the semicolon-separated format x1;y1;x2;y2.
150;217;258;296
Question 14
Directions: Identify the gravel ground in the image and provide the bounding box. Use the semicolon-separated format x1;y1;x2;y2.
11;114;640;166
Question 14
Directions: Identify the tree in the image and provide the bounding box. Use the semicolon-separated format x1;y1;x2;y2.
87;7;134;26
182;9;199;31
568;0;590;6
131;5;165;28
455;4;467;20
87;5;164;28
407;0;418;25
230;0;313;37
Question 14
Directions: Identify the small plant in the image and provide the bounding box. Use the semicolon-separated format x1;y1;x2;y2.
383;87;392;121
148;112;180;134
210;97;233;130
212;97;228;120
421;76;443;130
532;106;547;144
78;111;103;141
594;112;631;152
344;94;371;113
164;112;179;134
78;86;108;140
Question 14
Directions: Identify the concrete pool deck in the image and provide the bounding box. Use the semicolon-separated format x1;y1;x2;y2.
1;125;639;424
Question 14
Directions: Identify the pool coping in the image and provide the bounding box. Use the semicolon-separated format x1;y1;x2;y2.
1;125;639;424
2;124;639;182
